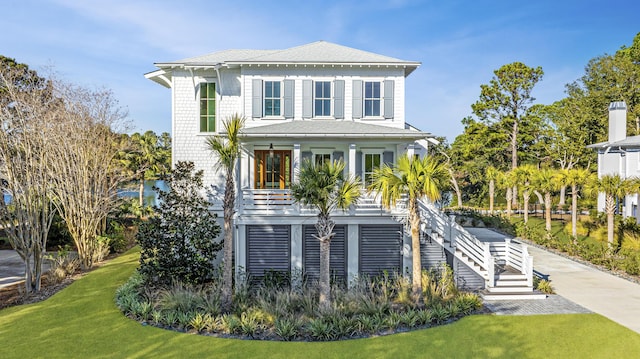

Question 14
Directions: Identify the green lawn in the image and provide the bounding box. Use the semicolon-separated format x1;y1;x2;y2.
2;249;640;359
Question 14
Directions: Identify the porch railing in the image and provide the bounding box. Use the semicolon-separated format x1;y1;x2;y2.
238;189;400;216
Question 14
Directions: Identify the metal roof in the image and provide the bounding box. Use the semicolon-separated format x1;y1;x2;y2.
587;135;640;149
239;120;431;140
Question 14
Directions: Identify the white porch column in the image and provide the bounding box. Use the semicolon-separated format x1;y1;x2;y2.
407;143;415;158
240;146;251;189
235;224;246;287
348;143;357;176
291;224;303;288
293;143;301;182
347;224;359;286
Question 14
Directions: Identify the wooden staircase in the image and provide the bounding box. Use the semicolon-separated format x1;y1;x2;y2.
417;201;545;300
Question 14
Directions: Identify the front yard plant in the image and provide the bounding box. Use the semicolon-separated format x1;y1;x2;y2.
116;265;483;341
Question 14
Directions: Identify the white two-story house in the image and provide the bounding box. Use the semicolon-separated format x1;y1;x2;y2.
146;41;536;296
589;101;640;221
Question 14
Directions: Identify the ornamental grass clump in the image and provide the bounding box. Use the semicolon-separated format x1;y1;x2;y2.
116;264;482;341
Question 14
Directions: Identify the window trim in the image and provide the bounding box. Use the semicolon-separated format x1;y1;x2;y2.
199;81;217;133
263;80;283;118
362;151;383;185
313;152;332;167
363;81;382;118
313;80;333;118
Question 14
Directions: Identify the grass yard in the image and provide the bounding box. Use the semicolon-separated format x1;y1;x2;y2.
1;249;640;358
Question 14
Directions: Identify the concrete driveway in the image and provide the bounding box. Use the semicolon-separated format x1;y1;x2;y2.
0;250;53;289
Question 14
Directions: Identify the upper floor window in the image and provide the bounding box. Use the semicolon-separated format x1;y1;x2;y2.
364;82;381;117
353;79;393;120
314;81;331;117
200;83;216;132
264;81;281;116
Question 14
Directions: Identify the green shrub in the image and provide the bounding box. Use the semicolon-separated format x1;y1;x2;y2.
307;318;336;341
535;279;554;294
274;317;300;341
157;284;205;313
137;161;222;285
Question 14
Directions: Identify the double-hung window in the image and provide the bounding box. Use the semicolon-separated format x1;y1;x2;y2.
314;81;331;117
199;83;216;132
314;153;331;166
264;81;281;116
363;153;381;185
364;82;381;117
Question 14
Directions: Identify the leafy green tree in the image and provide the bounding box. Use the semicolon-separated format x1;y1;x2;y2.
131;131;171;206
291;159;361;311
586;174;640;247
471;62;544;170
138;161;221;285
369;155;445;303
206;114;244;312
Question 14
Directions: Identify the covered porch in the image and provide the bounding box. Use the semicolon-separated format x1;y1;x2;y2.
236;120;432;216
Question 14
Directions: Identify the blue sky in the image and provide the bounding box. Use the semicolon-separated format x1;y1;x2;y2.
2;0;639;141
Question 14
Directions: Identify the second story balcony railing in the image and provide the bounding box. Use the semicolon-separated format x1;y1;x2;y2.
238;189;407;217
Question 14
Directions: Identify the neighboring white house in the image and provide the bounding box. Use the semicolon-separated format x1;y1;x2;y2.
145;41;536;296
588;101;640;221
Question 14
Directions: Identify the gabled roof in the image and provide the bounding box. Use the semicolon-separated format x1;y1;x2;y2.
239;120;431;140
146;41;420;86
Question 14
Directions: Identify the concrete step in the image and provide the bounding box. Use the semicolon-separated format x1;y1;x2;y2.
480;290;547;301
495;273;527;280
486;285;534;293
495;279;530;287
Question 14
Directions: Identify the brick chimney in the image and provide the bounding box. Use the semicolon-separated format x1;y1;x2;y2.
609;101;627;143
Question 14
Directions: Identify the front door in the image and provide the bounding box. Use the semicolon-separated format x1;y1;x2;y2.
254;150;291;189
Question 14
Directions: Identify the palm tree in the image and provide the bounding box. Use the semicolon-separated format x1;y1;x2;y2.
291;159;361;311
485;166;499;214
533;168;560;232
558;168;591;241
497;170;517;218
514;165;536;223
206;114;245;312
586;174;640;248
369;154;445;303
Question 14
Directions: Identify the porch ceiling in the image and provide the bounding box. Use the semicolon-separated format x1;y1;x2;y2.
239;121;431;141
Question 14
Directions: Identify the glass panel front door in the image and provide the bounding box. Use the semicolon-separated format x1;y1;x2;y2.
255;150;291;189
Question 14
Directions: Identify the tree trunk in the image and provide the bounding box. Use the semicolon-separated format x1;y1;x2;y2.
489;180;494;214
571;185;578;242
559;185;567;207
410;201;423;303
221;169;235;312
318;236;331;312
506;188;512;218
605;195;615;248
607;211;615;248
523;190;530;224
316;212;334;312
545;192;552;232
139;177;145;207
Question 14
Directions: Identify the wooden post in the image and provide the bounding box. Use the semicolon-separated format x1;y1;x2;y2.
504;237;511;269
485;243;494;288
